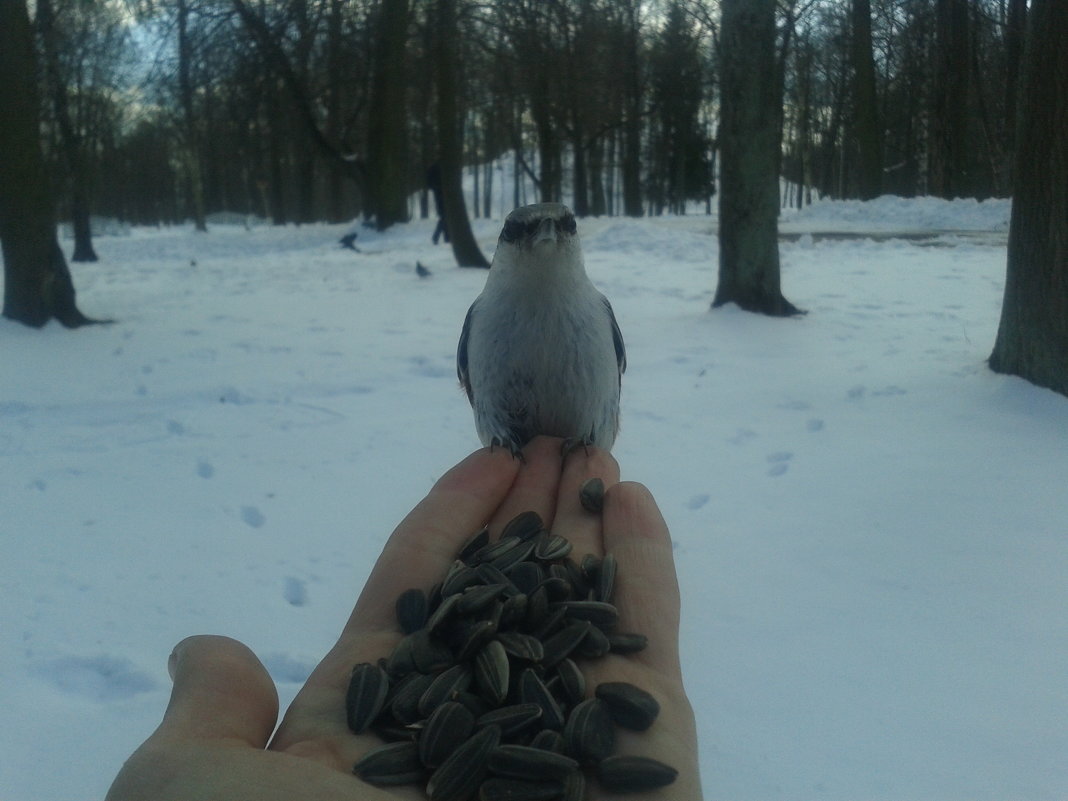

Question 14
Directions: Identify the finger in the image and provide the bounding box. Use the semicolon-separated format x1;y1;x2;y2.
156;635;279;748
600;481;683;677
549;446;620;560
485;436;567;534
346;445;521;637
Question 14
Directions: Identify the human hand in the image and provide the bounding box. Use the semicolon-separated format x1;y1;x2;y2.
106;437;701;800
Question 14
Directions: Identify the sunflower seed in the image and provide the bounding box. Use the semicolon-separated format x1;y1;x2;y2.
490;539;537;571
500;510;544;542
419;663;473;717
497;631;544;663
595;682;660;731
596;754;678;792
553;658;586;707
395;587;429;634
455;618;499;662
353;741;424;786
561;769;585;801
419;701;475;768
506;561;544;595
459;583;508;615
595;553;617;604
487;744;579;780
411;629;454;674
427;724;501;801
500;593;528;628
478;777;565;801
458;526;491;564
534;534;572;561
555;600;618;627
386;633;417;676
442;561;481;597
518;668;566;731
475;563;520;594
474;639;510;705
575;624;610;659
476;703;543;737
426;592;462;634
345;662;391;734
390;670;437;724
528;729;566;753
578;477;605;513
607;632;648;654
562;698;614;764
540;620;591;668
473;535;523;565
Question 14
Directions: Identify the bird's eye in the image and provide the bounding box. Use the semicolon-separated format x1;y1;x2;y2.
560;214;577;235
501;220;524;242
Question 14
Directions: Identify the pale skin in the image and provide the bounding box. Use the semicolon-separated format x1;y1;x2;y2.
106;437;702;801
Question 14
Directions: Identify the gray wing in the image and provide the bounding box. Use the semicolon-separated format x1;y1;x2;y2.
457;302;476;403
604;297;626;380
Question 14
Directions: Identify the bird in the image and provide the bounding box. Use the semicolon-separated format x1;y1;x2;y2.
339;232;360;251
457;202;626;457
416;261;432;278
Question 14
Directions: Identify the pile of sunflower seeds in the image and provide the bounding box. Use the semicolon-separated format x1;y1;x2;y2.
347;497;678;801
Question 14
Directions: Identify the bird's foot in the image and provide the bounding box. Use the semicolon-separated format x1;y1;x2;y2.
560;436;593;461
490;436;526;463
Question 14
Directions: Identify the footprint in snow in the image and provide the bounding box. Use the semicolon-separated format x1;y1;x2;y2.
196;460;215;479
283;577;308;607
766;452;793;476
806;418;825;432
687;493;710;510
241;505;265;528
35;655;157;701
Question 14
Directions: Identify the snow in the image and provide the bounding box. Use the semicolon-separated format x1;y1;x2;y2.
2;196;1066;800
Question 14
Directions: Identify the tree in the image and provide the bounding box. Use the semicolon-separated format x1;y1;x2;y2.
850;0;882;199
0;0;96;328
434;0;488;267
988;0;1068;397
366;0;411;229
713;0;801;316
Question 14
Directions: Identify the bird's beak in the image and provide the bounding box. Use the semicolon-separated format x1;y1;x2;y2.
532;218;559;247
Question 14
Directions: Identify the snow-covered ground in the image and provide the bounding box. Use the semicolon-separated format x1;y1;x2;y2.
3;195;1066;800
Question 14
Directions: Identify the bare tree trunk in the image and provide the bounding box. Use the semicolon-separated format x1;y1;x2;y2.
851;0;882;200
989;0;1068;396
0;0;96;327
367;0;411;229
1003;0;1027;193
930;0;969;198
621;1;643;218
177;0;207;231
713;0;801;317
435;0;489;267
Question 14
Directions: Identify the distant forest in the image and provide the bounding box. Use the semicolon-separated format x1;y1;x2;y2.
29;0;1026;230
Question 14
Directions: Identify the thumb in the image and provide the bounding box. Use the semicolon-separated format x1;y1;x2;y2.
157;635;279;748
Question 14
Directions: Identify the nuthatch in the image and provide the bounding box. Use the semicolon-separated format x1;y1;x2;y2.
457;203;626;456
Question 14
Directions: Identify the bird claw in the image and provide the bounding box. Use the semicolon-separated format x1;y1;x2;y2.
560;436;592;460
490;436;526;463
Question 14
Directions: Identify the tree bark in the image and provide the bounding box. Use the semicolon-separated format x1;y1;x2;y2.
435;0;489;268
621;1;643;218
930;0;970;198
851;0;882;200
0;0;95;327
988;0;1068;396
177;0;207;231
713;0;801;317
366;0;411;229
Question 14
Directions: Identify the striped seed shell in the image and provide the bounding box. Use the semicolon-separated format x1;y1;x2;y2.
595;682;660;731
346;662;390;734
396;587;429;634
500;510;544;542
488;744;579;780
353;741;424;786
575;624;610;659
474;639;510;705
476;703;543;737
553;658;586;707
478;777;565;801
506;560;544;595
426;592;462;634
419;701;475;768
535;534;573;562
427;724;501;801
556;600;618;628
442;561;481;597
540;620;591;668
497;631;544;663
561;769;585;801
596;754;678;792
475;563;520;595
386;633;417;677
518;668;566;731
390;670;437;724
473;535;523;565
411;629;454;674
459;526;491;564
595;553;617;604
455;618;499;663
459;583;508;615
578;477;605;513
419;663;473;717
562;698;615;764
489;539;537;572
529;728;566;753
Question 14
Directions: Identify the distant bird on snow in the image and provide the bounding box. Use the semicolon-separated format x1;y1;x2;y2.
339;232;360;251
457;202;626;456
416;261;432;278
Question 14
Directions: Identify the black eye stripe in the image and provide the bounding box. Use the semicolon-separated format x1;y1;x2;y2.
500;215;577;243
